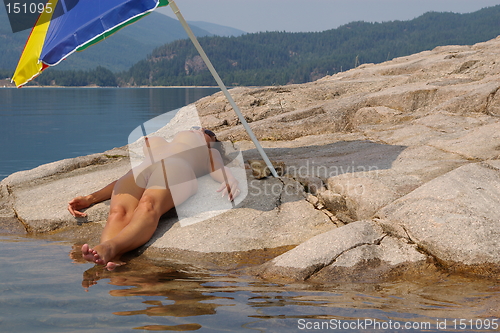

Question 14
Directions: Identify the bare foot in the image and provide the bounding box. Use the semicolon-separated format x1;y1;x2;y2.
106;261;118;271
91;244;113;266
81;243;125;270
106;257;126;271
81;243;112;266
81;244;98;263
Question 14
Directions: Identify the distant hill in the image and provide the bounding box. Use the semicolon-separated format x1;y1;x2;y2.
0;6;214;73
187;21;246;37
118;5;500;86
0;13;30;74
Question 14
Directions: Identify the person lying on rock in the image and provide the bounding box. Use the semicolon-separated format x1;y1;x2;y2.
67;127;240;270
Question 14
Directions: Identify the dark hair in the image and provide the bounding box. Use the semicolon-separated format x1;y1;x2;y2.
206;128;234;165
209;138;227;161
204;128;218;141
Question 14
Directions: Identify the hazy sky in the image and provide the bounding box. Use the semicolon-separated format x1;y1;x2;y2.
158;0;500;33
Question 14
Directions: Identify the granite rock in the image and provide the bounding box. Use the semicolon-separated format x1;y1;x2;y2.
3;36;500;282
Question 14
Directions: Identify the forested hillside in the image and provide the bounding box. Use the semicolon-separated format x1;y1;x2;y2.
13;5;500;86
119;5;500;86
0;6;213;73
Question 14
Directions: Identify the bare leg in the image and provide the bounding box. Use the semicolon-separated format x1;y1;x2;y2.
81;244;96;262
86;159;197;268
82;170;144;266
101;170;145;242
92;188;175;268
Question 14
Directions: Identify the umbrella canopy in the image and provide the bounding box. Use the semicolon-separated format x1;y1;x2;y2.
11;0;279;177
12;0;169;87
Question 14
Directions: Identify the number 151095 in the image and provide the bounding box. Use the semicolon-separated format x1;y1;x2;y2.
6;2;53;14
452;319;498;330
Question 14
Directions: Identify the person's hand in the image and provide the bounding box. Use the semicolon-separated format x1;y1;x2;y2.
217;179;240;201
68;195;92;217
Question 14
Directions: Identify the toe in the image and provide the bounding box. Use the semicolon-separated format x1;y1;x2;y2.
106;262;117;271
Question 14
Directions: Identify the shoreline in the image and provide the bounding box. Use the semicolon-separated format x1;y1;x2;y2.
0;85;224;89
2;35;500;287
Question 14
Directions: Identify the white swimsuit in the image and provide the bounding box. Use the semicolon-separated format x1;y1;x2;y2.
134;130;210;190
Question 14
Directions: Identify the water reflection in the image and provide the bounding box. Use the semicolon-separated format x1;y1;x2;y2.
0;236;498;332
78;260;231;331
74;251;499;332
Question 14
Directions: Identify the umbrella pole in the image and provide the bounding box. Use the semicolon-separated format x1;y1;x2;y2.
168;0;279;178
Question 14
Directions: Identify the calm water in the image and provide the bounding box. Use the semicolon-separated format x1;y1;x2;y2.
0;88;499;332
0;87;218;179
0;236;499;332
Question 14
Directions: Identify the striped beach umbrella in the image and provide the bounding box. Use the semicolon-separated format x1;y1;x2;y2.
11;0;278;177
12;0;169;87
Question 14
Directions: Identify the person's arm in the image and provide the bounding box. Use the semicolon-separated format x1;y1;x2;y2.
207;148;240;201
67;180;117;217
